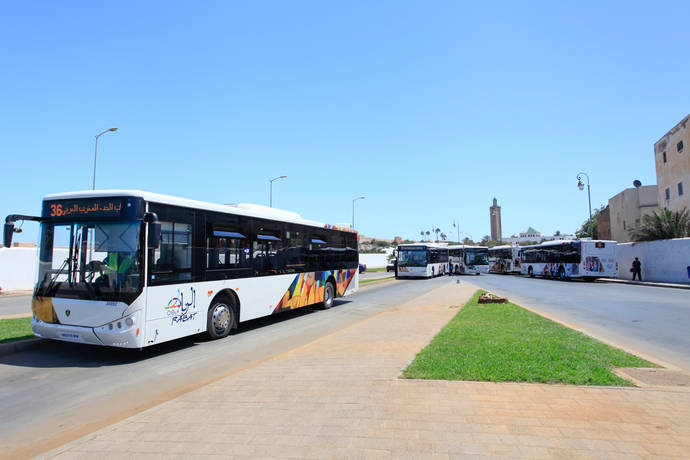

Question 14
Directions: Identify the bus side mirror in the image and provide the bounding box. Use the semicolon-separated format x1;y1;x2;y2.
148;221;161;249
3;223;14;248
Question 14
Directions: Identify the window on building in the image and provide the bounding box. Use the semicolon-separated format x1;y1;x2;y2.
663;151;667;163
679;182;684;196
665;188;671;200
678;141;684;153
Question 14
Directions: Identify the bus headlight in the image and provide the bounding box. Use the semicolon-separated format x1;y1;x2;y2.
125;317;134;327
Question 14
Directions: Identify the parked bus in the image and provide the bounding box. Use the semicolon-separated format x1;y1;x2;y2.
395;243;448;278
518;239;618;280
488;245;521;274
4;190;359;348
448;245;490;275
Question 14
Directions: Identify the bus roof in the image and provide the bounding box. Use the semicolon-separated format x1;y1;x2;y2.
488;245;513;250
446;244;489;249
397;242;446;249
42;190;352;231
519;239;617;249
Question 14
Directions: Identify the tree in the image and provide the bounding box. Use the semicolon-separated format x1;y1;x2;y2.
440;233;446;241
518;240;539;246
462;237;475;245
420;230;424;241
434;228;440;242
425;230;430;240
575;205;605;239
629;208;690;241
479;235;491;245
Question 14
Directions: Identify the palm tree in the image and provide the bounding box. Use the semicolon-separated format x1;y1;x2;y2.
630;208;690;241
425;230;430;241
440;233;446;241
420;230;424;242
434;228;440;242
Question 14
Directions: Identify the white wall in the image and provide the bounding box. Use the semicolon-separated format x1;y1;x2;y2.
617;238;690;284
359;253;390;268
0;247;38;291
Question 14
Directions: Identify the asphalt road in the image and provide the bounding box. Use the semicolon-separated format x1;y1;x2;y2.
0;277;446;457
2;274;689;457
0;294;31;316
467;273;690;372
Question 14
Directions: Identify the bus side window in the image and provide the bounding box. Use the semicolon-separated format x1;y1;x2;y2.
254;228;283;276
151;222;192;283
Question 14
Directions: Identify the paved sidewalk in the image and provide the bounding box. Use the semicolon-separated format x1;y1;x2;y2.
42;282;690;459
598;278;690;290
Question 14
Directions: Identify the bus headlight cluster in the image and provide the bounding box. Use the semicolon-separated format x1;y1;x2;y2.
106;315;135;331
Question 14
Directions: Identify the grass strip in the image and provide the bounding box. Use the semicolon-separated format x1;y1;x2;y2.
0;317;34;344
403;290;656;386
360;276;395;285
365;267;388;273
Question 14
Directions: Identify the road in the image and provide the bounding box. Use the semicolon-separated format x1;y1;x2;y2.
0;277;444;458
0;294;31;317
2;274;689;457
467;273;690;372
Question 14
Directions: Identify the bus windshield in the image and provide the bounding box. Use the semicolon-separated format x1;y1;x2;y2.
398;249;427;267
35;220;143;303
465;248;489;265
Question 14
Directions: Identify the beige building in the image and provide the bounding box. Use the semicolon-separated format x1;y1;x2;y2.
608;185;658;242
654;114;690;212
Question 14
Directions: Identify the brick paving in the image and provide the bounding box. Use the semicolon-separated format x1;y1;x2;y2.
42;283;690;459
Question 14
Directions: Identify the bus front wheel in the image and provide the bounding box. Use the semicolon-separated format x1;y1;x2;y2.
320;281;335;309
207;297;236;339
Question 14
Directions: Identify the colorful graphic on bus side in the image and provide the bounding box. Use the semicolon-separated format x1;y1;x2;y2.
273;269;356;313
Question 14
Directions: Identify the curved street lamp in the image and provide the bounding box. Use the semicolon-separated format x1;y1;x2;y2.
93;127;118;190
269;175;287;207
576;172;595;238
352;196;365;229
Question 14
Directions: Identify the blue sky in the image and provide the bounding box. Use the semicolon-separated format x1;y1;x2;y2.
2;1;689;244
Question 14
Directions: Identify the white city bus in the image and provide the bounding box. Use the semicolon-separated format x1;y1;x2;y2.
4;190;359;348
395;243;449;278
488;245;521;274
518;239;618;280
448;245;490;275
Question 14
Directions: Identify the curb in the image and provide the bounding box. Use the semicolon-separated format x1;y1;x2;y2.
0;338;43;357
598;278;690;290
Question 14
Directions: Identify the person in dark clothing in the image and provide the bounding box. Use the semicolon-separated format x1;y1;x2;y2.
631;257;642;281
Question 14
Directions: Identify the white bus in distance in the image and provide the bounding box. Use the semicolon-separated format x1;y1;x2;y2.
448;245;490;275
518;239;618;281
4;190;359;349
395;243;449;278
488;245;521;274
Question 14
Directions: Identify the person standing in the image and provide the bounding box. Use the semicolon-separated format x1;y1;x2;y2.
631;257;642;281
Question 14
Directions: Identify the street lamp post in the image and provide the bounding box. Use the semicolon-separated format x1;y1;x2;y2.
352;196;365;229
269;175;287;207
576;172;595;238
93;127;118;190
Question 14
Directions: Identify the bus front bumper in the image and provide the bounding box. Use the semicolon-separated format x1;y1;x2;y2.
32;315;141;348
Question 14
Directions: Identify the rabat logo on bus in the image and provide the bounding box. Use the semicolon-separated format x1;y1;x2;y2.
65;309;71;317
165;287;198;326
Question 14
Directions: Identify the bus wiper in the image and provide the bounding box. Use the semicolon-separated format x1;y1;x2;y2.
45;258;69;296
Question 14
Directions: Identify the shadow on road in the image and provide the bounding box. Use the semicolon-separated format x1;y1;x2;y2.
0;298;352;369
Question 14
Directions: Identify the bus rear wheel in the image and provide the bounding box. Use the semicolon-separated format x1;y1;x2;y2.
207;297;236;339
320;281;335;309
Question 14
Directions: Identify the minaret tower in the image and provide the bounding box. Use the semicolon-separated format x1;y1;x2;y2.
490;198;502;242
